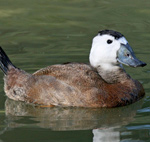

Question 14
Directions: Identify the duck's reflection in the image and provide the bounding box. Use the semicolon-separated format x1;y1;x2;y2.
5;98;142;130
4;98;143;141
93;128;120;142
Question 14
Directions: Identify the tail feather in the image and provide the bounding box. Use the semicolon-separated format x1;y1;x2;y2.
0;47;15;75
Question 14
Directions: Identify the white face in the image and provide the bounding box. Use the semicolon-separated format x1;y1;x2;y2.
89;34;128;70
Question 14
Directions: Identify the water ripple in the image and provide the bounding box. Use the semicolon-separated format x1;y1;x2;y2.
126;125;150;130
137;107;150;113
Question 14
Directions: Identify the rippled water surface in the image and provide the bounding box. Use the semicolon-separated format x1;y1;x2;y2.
0;0;150;142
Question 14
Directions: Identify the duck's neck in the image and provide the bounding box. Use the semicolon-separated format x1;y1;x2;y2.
96;64;130;84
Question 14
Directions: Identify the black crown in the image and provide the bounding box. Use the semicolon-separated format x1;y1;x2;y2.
99;30;124;39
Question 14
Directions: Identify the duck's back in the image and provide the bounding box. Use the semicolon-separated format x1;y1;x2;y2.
33;63;145;107
33;63;103;90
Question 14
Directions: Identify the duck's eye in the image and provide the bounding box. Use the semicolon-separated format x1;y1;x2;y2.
107;39;113;44
127;54;130;57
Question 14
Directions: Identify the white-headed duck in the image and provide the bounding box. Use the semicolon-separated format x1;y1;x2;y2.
0;30;146;107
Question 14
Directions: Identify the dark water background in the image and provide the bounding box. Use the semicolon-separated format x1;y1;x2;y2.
0;0;150;142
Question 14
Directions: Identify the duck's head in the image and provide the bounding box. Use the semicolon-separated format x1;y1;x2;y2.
89;30;146;70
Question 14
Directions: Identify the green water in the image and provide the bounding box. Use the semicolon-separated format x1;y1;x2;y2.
0;0;150;141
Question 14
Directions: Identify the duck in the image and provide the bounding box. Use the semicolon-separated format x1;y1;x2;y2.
0;30;146;107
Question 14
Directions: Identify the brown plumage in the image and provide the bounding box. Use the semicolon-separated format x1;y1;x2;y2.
0;30;146;108
3;62;144;108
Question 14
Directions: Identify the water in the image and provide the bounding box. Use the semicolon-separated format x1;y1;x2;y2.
0;0;150;141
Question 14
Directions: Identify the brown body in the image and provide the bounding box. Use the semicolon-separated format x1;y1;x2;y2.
4;63;145;107
1;30;146;107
